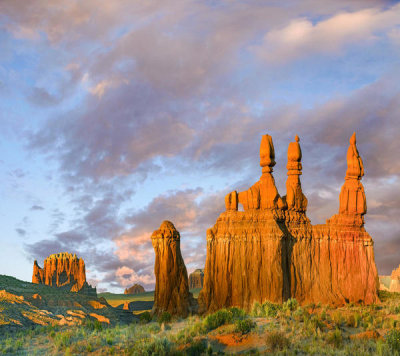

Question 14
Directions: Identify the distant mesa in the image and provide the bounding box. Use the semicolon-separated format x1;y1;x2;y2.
380;265;400;293
189;269;204;289
124;284;145;295
199;132;379;312
32;252;96;295
151;220;196;317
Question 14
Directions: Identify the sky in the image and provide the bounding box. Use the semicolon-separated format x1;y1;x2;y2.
0;0;399;293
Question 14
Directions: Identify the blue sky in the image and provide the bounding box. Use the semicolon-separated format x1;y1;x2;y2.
0;0;399;292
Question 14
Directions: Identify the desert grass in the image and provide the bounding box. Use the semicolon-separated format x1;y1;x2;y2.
1;291;400;355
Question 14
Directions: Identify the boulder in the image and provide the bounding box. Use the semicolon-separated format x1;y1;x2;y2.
124;284;145;295
151;221;195;317
32;252;96;295
189;269;204;289
199;133;379;312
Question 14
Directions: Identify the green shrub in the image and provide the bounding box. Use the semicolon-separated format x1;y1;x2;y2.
184;339;207;356
326;328;343;348
54;331;72;349
235;319;256;334
386;329;400;354
203;309;233;331
251;302;263;317
138;337;172;356
282;298;298;312
139;311;152;324
262;301;280;317
265;331;290;351
229;307;246;320
84;319;103;331
158;311;172;324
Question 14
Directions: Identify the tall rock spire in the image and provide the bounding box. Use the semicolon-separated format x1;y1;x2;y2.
285;135;307;212
338;132;367;216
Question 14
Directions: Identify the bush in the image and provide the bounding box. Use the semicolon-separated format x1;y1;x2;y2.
184;339;207;356
84;319;103;332
158;311;172;324
282;298;298;312
263;301;280;317
265;331;290;351
138;337;172;356
326;328;343;348
235;319;256;334
251;302;263;317
139;311;152;324
386;329;400;354
203;309;233;331
54;331;72;349
229;307;246;320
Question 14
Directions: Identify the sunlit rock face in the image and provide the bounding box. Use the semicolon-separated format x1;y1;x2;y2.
151;221;196;317
199;133;379;312
32;252;96;295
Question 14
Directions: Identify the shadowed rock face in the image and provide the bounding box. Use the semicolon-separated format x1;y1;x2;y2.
189;269;204;289
32;252;96;295
199;133;379;312
124;284;145;295
151;221;195;317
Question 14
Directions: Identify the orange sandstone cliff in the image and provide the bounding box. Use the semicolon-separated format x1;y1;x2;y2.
32;252;96;295
151;221;196;317
199;133;379;312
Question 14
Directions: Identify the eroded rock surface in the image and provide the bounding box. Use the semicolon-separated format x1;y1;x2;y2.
151;221;195;317
199;133;379;312
32;252;96;295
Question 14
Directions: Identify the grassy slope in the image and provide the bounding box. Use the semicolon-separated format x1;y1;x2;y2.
99;288;202;307
1;291;400;355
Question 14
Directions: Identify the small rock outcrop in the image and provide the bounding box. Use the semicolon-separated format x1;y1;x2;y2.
151;221;195;317
199;133;379;312
124;284;145;295
32;252;96;295
189;269;204;289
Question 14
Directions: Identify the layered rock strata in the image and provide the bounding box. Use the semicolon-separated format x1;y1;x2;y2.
189;269;204;289
151;221;195;317
199;133;379;312
124;284;145;295
32;252;96;295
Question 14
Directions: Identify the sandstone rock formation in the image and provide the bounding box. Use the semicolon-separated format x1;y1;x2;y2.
379;265;400;292
189;269;204;289
199;133;379;312
32;252;96;295
124;284;145;295
151;221;195;317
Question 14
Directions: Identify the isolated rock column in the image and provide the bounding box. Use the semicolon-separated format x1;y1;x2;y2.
151;220;194;317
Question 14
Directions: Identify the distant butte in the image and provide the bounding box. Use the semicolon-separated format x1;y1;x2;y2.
32;252;96;295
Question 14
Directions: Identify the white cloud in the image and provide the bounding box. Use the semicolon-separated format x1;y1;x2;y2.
252;4;400;63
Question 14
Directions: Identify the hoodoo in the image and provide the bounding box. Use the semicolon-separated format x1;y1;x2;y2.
199;133;379;312
151;221;195;317
32;252;96;295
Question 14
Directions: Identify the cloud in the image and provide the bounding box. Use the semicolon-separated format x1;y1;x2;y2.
30;205;44;211
252;3;400;64
15;228;26;237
